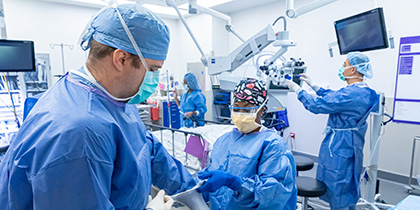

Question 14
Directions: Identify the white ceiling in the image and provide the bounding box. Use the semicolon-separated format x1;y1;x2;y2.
211;0;280;14
39;0;283;18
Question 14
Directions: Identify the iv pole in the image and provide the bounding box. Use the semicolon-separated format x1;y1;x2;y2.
50;43;74;77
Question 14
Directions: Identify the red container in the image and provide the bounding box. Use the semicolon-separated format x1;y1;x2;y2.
150;107;159;121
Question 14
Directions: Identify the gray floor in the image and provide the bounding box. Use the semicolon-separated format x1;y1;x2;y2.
171;162;418;210
297;163;417;210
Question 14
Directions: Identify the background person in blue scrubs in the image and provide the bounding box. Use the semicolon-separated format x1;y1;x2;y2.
287;51;378;210
173;72;207;128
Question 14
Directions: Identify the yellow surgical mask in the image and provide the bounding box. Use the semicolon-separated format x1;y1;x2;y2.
231;112;261;134
230;99;267;134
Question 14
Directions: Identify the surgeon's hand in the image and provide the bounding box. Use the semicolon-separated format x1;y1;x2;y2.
299;74;313;85
286;80;302;94
172;90;178;99
184;111;194;118
146;190;174;210
196;171;242;193
299;74;320;92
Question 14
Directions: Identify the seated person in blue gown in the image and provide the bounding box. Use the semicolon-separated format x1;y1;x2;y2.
197;78;297;210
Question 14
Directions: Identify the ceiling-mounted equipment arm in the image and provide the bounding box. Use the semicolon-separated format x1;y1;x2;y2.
166;0;208;66
225;25;245;43
188;0;245;43
207;24;278;75
286;0;338;18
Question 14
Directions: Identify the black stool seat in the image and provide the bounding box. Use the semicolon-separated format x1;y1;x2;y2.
294;155;314;171
297;176;327;197
0;145;9;153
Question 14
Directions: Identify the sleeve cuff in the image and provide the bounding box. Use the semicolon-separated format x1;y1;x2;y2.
312;85;320;92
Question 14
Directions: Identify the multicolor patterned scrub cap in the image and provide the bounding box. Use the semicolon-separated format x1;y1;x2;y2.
233;78;267;107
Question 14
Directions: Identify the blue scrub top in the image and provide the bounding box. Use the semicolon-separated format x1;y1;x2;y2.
297;82;378;209
0;67;196;210
202;127;297;210
179;90;207;128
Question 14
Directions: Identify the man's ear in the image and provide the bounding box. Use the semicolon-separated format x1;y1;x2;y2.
350;66;358;75
112;49;130;72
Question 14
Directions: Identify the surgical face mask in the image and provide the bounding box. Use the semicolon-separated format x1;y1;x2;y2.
230;100;267;134
338;66;363;81
74;66;159;104
183;83;189;90
127;70;160;104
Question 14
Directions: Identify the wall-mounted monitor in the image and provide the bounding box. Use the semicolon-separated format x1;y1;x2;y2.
0;40;35;72
334;7;388;55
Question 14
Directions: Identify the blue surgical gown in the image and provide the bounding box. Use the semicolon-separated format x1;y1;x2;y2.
0;67;196;210
179;91;207;128
297;82;378;209
201;128;297;210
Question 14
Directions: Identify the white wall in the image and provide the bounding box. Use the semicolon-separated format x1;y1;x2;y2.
227;0;420;177
3;0;179;84
4;0;96;83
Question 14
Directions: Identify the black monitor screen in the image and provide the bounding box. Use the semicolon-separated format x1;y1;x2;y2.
0;40;35;72
334;7;388;55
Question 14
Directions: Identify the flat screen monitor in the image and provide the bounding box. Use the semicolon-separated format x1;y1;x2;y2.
334;7;388;55
0;40;35;72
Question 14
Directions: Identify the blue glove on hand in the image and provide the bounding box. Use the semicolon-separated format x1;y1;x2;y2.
196;171;242;193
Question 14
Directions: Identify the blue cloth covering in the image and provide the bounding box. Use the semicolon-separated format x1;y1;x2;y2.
179;91;207;128
347;52;372;79
0;67;195;210
297;82;378;209
201;128;297;210
184;73;201;91
80;4;170;60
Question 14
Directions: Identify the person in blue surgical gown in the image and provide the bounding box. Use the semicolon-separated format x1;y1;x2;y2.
196;78;297;210
0;4;195;210
173;73;207;128
287;52;379;210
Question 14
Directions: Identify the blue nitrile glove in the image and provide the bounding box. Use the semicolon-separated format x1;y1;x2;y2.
196;171;242;193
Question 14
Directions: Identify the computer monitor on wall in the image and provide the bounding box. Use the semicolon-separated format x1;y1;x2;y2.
334;7;389;55
0;40;35;72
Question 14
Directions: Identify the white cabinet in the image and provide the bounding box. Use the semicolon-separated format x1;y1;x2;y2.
0;53;52;145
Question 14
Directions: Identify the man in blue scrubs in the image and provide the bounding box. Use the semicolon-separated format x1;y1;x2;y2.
287;52;378;210
197;79;297;210
0;4;195;210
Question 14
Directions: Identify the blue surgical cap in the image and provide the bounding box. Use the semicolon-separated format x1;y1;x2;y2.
80;4;170;60
185;73;202;91
347;51;373;79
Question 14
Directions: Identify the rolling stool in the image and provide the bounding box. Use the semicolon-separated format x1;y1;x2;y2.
294;155;326;210
0;145;9;163
297;176;327;210
294;155;314;176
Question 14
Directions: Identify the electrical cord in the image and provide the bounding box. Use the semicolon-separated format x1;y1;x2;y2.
26;71;42;92
285;133;295;151
360;104;389;184
2;73;21;128
0;97;23;120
